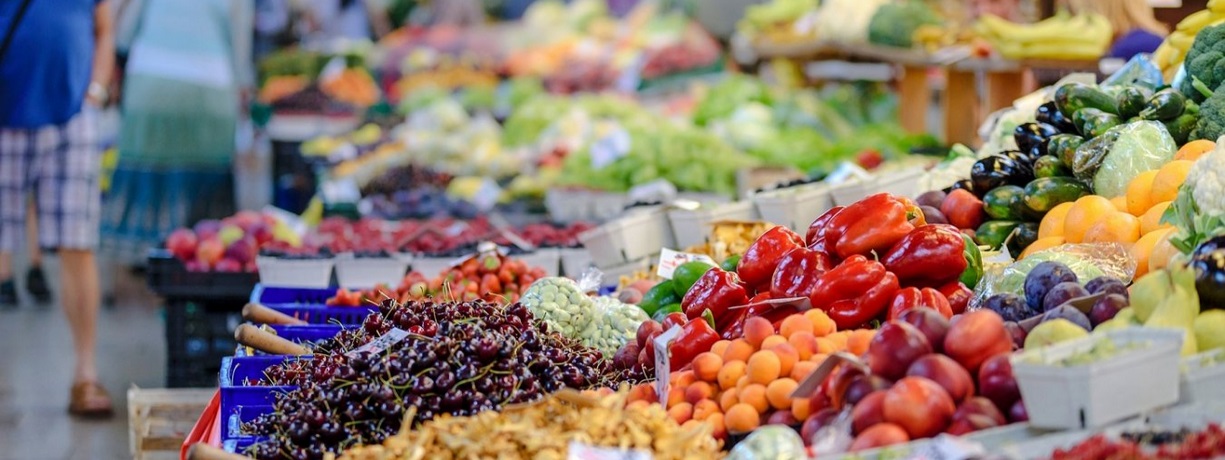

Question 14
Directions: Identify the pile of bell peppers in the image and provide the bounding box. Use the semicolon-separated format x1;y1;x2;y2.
675;193;983;338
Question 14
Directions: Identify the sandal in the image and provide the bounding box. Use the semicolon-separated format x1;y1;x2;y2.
69;381;114;418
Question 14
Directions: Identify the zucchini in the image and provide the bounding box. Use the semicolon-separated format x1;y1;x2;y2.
1005;223;1041;257
1033;155;1071;178
983;185;1026;220
976;220;1022;250
1023;177;1091;213
1139;88;1187;121
1072;108;1121;138
1115;87;1150;119
1055;82;1119;118
1047;134;1084;167
1163;113;1197;145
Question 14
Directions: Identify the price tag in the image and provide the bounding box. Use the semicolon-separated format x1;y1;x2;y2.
790;351;870;399
589;122;631;170
656;248;718;279
319;56;346;84
346;328;409;358
568;441;652;460
653;326;682;403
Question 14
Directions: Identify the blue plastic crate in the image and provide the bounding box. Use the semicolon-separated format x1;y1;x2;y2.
233;325;344;357
250;283;377;325
226;404;275;441
223;436;263;455
219;355;305;442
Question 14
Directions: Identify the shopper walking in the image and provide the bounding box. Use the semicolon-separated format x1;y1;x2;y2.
0;204;53;307
101;0;253;266
0;0;116;416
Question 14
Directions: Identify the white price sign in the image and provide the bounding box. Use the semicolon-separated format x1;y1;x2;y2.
346;328;409;358
653;326;682;403
656;248;718;279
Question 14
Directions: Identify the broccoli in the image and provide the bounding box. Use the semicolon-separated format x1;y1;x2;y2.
867;1;942;48
1180;23;1225;102
1193;84;1225;142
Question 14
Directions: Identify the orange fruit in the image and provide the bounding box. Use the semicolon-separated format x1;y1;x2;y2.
1111;195;1130;213
722;339;754;363
847;329;876;355
747;351;782;385
736;375;751;391
792;396;812;420
1151;160;1193;203
685;382;715;404
693;399;721;421
788;331;818;360
810;353;829;364
717;360;747;390
739;384;770;413
724;403;761;433
814;337;837;354
825;331;849;350
667;402;693;424
766;378;800;410
743;317;774;349
804;309;837;337
1038;201;1074;239
769;343;799;377
692;352;723;383
667;387;685;407
1149;229;1182;274
1064;196;1117;243
672;370;697;388
780;315;814;339
761;334;788;350
1019;236;1065;260
719;389;739;411
1125;170;1159;216
1175;139;1215;162
706;412;728;440
791;360;819;381
1082;212;1141;245
710;340;730;358
1130;228;1174;279
1140;201;1173;235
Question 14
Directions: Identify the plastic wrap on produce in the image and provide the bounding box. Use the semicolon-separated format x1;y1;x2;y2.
521;276;594;338
582;296;648;357
727;425;808;460
1079;121;1176;198
971;243;1136;308
1101;54;1165;89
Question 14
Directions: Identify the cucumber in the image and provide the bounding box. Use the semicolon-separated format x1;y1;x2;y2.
1139;88;1187;121
1033;155;1071;178
976;220;1022;250
1047;134;1084;167
1115;87;1150;119
1024;177;1091;213
1055;82;1119;117
983;185;1026;220
1006;223;1040;257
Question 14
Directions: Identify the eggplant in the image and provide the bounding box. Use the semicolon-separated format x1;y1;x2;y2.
971;154;1028;195
999;149;1036;181
945;179;977;197
1139;88;1187;121
1036;101;1076;133
1191;236;1225;311
1013;122;1060;154
1115;87;1150;119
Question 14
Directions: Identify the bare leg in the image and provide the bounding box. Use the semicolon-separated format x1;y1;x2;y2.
59;249;100;382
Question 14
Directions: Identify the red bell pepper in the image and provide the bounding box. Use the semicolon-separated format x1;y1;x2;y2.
737;226;805;288
668;310;720;371
681;268;749;324
938;281;974;315
881;224;968;287
824;193;922;259
808;255;900;329
805;206;845;250
770;247;834;298
887;287;953;320
661;312;687;332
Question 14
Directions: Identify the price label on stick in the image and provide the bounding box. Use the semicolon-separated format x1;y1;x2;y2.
653;326;682;403
656;248;718;279
790;351;870;399
346;328;409;358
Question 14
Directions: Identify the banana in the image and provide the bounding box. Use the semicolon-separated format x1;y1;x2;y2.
1211;0;1225;13
1168;31;1197;51
1178;10;1217;32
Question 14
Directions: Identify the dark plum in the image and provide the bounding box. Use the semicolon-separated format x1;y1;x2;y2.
1089;294;1129;326
1085;276;1129;299
1040;304;1092;331
1024;261;1078;311
984;293;1037;322
1043;282;1090;312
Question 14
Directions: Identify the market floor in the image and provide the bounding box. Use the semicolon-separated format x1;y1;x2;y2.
0;260;165;460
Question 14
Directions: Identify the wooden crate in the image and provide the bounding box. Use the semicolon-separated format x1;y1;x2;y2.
128;386;215;460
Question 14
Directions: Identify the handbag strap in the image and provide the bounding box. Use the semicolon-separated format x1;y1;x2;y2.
0;0;35;63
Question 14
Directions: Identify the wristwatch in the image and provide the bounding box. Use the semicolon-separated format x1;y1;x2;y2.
87;82;108;104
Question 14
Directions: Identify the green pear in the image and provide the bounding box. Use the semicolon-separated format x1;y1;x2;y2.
1114;307;1137;324
1130;270;1172;324
1026;318;1091;349
1145;265;1201;330
1194;310;1225;353
1093;316;1131;333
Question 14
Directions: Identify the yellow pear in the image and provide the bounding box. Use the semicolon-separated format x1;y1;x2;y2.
1145;265;1200;330
1026;319;1090;349
1130;270;1172;323
1194;310;1225;353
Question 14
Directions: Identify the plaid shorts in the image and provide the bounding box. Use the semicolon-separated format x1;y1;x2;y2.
0;108;101;251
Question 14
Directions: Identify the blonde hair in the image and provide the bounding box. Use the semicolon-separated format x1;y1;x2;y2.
1066;0;1169;37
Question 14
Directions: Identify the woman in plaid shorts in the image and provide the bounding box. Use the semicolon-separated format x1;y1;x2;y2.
0;0;116;416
